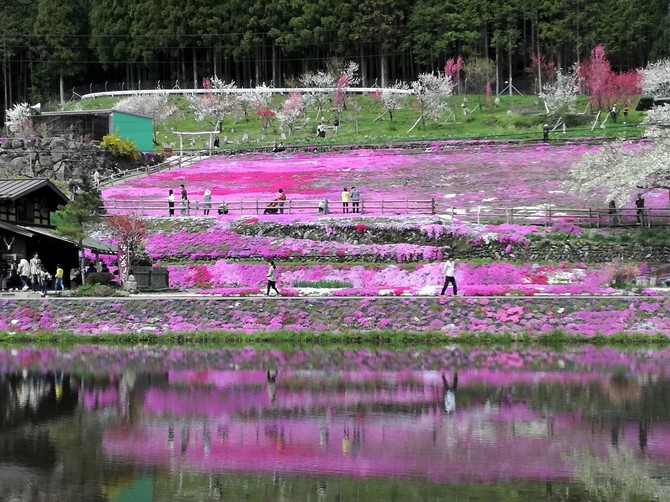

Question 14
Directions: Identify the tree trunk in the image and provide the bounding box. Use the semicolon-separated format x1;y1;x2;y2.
59;74;65;106
495;45;500;95
2;55;8;125
272;43;280;87
360;46;367;87
380;47;388;88
192;48;198;89
508;43;513;96
254;47;261;87
180;50;186;85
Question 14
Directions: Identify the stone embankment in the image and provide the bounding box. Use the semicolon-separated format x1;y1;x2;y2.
233;221;670;263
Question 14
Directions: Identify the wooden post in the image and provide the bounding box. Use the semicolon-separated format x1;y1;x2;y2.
255;200;259;214
380;200;384;214
431;198;436;215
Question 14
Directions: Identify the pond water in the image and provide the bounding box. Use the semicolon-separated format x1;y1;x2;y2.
2;345;670;501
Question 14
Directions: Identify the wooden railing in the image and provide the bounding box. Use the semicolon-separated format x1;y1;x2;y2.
102;196;670;227
97;153;202;188
103;197;437;216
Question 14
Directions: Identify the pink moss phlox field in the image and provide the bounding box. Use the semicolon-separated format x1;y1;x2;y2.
146;224;445;263
101;142;668;211
144;219;549;265
166;260;613;296
2;297;670;336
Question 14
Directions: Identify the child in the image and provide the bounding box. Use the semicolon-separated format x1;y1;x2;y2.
54;263;65;292
39;265;51;297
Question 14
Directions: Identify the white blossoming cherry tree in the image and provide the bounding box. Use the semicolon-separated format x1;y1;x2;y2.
113;90;177;145
567;102;670;208
186;77;239;132
408;73;454;133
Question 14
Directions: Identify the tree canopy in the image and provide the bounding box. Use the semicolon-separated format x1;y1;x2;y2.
1;0;668;114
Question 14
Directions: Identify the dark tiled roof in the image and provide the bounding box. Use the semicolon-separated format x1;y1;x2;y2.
0;179;68;203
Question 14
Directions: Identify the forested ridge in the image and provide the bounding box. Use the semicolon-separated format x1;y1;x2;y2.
0;0;668;111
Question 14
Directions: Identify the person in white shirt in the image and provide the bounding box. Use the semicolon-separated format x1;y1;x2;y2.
440;255;458;296
167;189;175;216
29;252;41;292
266;260;280;296
18;257;31;291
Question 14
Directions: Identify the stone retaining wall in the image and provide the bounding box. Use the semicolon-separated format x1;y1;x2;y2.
234;221;670;263
1;297;668;336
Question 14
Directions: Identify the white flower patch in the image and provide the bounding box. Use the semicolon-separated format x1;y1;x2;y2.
378;289;396;296
297;288;333;297
547;268;585;284
480;232;499;244
418;285;439;296
10;320;18;325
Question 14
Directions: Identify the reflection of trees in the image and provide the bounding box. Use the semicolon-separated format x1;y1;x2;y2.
575;446;670;502
152;469;588;501
0;372;78;431
0;371;165;500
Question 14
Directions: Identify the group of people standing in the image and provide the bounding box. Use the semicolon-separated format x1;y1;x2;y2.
168;184;229;216
340;187;360;213
168;184;190;216
0;252;65;296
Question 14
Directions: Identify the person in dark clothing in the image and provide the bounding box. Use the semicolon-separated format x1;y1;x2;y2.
543;124;549;142
635;193;645;225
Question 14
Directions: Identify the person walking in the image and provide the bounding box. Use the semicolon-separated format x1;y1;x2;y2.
54;263;65;292
203;189;212;215
440;255;458;297
30;252;41;292
180;184;188;215
341;187;350;213
350;186;360;213
266;259;281;296
18;256;30;291
167;189;175;216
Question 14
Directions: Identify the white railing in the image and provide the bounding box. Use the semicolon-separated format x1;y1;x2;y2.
81;86;413;101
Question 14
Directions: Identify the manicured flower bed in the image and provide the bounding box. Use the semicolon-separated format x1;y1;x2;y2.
169;260;614;296
1;297;669;336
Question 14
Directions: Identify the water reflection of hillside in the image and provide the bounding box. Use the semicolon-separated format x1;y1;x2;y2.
1;346;670;500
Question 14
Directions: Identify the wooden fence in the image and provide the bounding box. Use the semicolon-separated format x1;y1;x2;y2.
101;196;670;227
97;153;203;188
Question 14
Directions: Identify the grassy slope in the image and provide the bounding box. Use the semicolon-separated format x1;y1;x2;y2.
73;94;644;152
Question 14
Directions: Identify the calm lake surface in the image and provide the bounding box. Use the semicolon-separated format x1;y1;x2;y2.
2;345;670;501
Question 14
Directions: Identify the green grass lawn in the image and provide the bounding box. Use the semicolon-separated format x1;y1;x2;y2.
73;93;644;153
